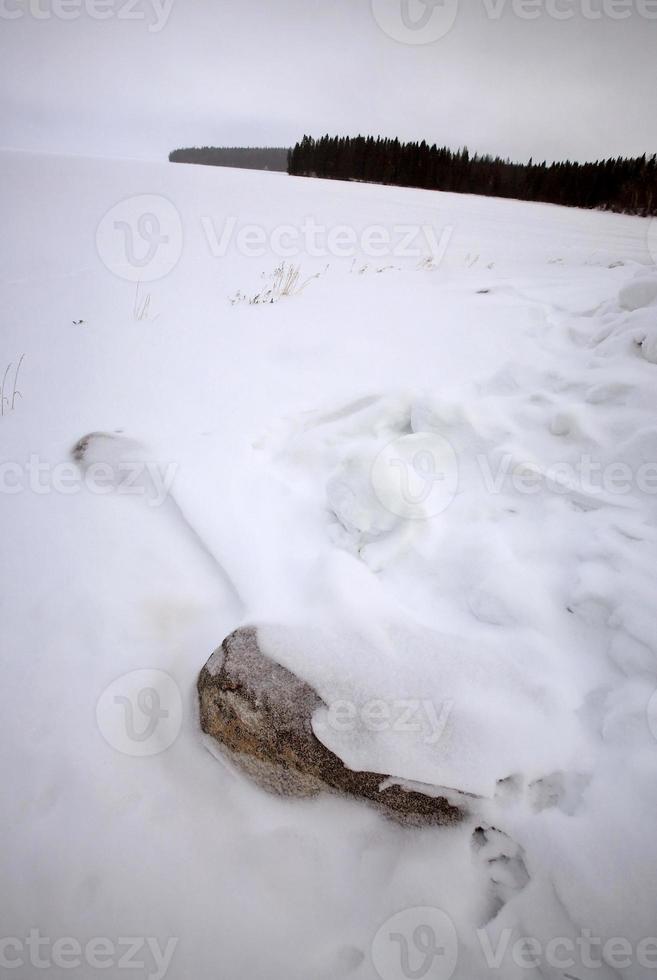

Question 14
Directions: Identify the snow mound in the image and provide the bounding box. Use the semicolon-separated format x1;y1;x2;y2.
618;273;657;311
259;621;584;800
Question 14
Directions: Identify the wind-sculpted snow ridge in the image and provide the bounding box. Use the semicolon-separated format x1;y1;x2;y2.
253;267;657;968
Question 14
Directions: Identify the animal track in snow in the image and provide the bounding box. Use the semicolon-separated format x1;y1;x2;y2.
471;825;530;924
527;771;591;816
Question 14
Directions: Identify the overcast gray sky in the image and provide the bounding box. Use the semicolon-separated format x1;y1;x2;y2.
1;0;656;163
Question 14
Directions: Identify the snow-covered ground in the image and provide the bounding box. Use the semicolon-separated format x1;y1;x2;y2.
2;148;657;979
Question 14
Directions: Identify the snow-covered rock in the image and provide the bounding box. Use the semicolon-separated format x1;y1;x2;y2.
198;626;464;825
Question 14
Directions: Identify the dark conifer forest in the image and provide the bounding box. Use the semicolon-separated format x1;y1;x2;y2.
287;135;657;215
170;146;289;171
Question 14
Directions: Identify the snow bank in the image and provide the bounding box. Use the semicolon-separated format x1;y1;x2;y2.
2;148;657;980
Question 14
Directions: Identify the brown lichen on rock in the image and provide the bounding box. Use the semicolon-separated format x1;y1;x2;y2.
198;626;464;827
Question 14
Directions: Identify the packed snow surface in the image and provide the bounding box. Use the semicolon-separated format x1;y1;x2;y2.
2;149;657;979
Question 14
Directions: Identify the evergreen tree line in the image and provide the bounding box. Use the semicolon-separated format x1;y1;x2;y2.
288;135;657;215
170;146;289;172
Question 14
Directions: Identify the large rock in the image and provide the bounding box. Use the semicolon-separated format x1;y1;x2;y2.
198;626;465;826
